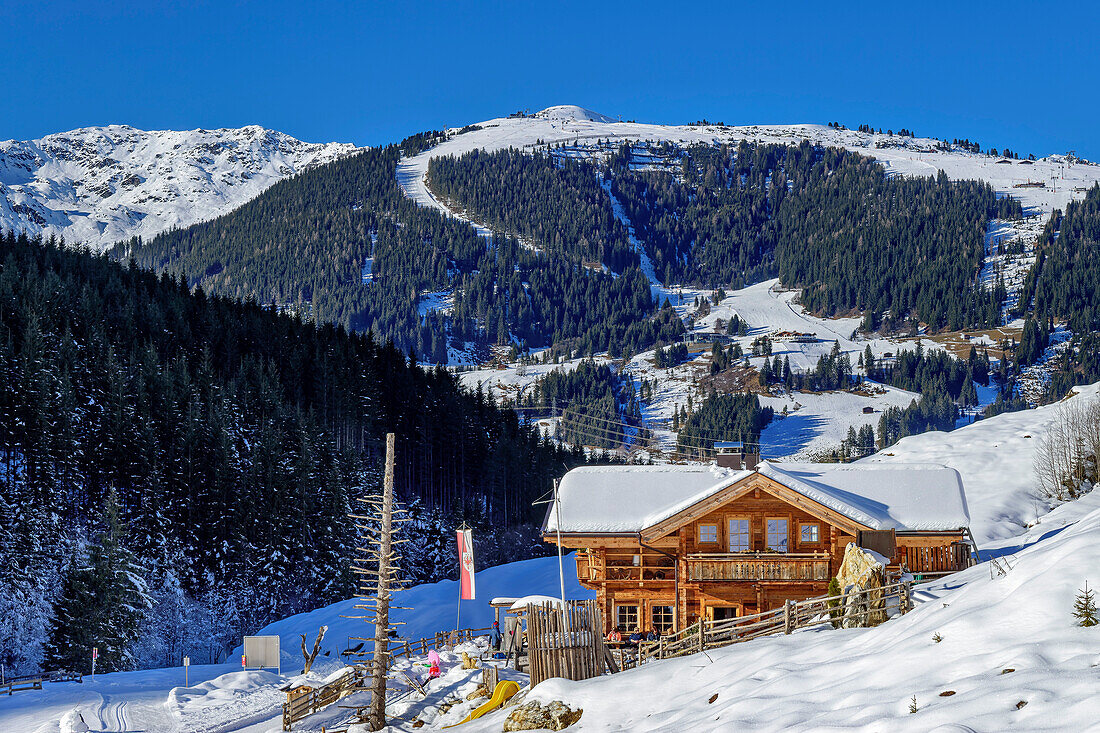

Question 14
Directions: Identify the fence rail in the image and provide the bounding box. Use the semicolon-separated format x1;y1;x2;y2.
283;666;367;731
287;626;494;731
0;669;83;695
385;626;493;661
638;580;912;665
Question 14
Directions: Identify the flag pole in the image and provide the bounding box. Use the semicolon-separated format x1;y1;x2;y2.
554;480;566;608
457;522;470;634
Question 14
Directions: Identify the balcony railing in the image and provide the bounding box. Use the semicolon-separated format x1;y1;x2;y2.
686;552;831;582
575;552;675;582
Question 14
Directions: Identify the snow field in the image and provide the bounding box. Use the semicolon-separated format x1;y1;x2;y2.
0;125;357;250
399;105;1100;226
863;382;1100;546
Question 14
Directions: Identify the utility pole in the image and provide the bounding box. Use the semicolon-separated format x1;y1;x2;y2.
553;479;566;609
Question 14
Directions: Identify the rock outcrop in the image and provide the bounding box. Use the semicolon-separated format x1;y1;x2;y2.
503;700;582;731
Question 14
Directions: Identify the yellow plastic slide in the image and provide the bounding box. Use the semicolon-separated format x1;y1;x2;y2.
445;680;521;727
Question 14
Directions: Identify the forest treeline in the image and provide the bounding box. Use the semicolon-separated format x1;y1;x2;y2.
121;134;673;362
429;140;1021;332
0;230;583;675
518;359;643;449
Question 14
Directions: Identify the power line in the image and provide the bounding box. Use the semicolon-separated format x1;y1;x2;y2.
509;401;769;452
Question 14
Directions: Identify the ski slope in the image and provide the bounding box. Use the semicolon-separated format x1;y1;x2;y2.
399;105;1100;221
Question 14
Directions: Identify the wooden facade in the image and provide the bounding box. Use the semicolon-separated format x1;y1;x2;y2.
549;471;970;634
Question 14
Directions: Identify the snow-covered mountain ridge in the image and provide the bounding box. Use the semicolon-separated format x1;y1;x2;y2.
401;104;1100;219
0;124;358;250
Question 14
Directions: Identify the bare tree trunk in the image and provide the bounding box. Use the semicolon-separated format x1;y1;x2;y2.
301;626;327;675
367;432;397;731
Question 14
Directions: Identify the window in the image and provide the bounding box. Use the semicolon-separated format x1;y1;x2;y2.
766;518;789;552
728;518;750;552
698;523;718;544
651;604;674;633
615;604;638;631
711;606;739;621
800;523;820;544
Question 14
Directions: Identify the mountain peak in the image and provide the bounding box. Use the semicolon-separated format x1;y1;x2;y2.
534;105;616;123
0;125;358;250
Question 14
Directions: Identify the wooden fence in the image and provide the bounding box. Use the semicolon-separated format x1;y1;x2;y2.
283;666;368;731
1;675;42;695
639;580;913;664
526;600;614;688
288;626;493;730
1;670;83;695
385;626;493;660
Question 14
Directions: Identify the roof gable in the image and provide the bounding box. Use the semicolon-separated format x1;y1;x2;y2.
639;473;870;542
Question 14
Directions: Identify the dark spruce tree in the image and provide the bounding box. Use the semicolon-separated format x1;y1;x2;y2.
44;489;150;673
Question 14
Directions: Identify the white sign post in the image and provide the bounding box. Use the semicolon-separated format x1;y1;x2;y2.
183;656;190;687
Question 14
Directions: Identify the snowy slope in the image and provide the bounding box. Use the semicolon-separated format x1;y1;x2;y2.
400;105;1100;222
7;379;1100;733
458;277;938;460
231;554;593;672
862;382;1100;546
0;125;357;250
0;555;591;733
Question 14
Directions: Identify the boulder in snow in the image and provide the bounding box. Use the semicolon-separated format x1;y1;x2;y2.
503;700;582;731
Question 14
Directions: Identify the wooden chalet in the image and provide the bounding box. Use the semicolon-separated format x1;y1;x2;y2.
543;455;973;635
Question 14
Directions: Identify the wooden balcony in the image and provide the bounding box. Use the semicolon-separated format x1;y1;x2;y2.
575;550;675;583
686;552;831;582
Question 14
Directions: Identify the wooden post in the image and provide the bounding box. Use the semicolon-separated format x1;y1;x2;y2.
783;599;793;634
363;432;398;731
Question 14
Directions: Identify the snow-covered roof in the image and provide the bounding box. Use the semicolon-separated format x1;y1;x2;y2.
508;595;564;611
545;461;969;535
757;462;970;532
545;464;752;534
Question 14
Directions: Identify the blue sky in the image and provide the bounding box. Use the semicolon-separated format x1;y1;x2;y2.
3;1;1098;159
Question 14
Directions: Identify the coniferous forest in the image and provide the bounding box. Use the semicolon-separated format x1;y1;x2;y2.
431;140;1021;331
120;134;665;361
0;230;583;674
